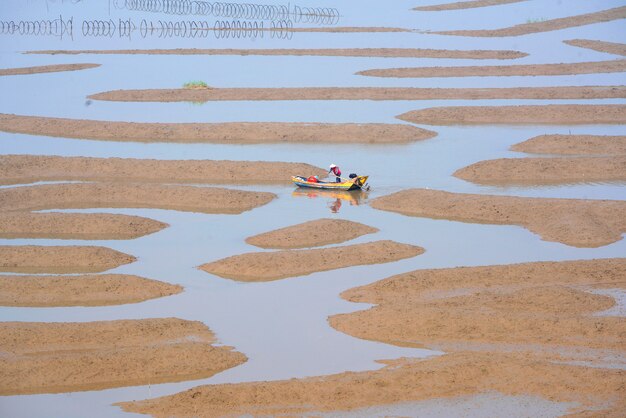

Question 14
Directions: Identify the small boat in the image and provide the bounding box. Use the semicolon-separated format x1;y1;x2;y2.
291;175;369;191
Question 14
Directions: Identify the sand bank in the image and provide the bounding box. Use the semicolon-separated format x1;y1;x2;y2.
245;219;379;249
0;245;135;273
200;240;423;281
564;39;626;56
0;183;275;214
331;259;626;353
26;47;527;60
414;0;527;11
397;104;626;125
0;318;246;395
454;156;626;185
89;85;626;102
118;351;625;417
0;155;326;185
436;6;626;37
0;274;181;307
370;189;626;247
0;212;166;240
511;134;626;155
0;63;100;76
357;59;626;78
0;113;435;144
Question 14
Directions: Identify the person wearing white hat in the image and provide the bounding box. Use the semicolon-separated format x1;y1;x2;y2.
329;164;342;183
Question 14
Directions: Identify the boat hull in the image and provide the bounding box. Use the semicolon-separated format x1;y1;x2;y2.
292;175;368;191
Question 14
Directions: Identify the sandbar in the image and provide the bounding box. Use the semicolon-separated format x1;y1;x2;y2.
245;218;379;249
331;258;626;353
511;134;626;155
397;104;626;125
0;63;100;76
0;183;275;214
564;39;626;56
0;155;326;185
0;212;167;240
200;240;424;281
370;188;626;247
118;351;625;417
89;85;626;102
0;113;436;144
0;318;246;395
454;156;626;185
414;0;527;11
436;6;626;37
0;245;135;273
357;59;626;78
26;48;527;60
0;274;182;307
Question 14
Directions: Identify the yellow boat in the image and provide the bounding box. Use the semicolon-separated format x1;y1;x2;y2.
291;175;369;191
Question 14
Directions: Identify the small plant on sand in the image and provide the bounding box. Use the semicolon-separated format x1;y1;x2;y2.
183;80;209;89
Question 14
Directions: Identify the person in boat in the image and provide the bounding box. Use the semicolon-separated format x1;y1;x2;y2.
307;175;320;183
329;164;342;183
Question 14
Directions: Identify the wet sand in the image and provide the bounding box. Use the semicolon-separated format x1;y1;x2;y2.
0;212;167;240
0;63;100;76
0;113;436;144
0;318;247;395
397;104;626;125
370;189;626;247
200;240;424;282
0;245;135;273
511;134;626;155
0;274;182;307
245;218;379;249
357;59;626;78
0;183;276;214
454;156;626;185
331;259;626;353
414;0;527;11
26;47;528;60
0;155;326;185
564;39;626;56
436;6;626;37
89;85;626;102
118;351;625;417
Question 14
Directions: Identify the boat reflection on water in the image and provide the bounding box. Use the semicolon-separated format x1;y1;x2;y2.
291;188;368;213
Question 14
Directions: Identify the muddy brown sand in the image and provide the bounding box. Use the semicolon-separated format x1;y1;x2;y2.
511;134;626;155
564;39;626;56
246;219;379;249
0;63;100;76
0;274;182;307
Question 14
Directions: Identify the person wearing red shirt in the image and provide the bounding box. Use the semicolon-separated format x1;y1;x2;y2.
329;164;342;183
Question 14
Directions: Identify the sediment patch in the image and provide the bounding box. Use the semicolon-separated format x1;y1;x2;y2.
117;351;625;417
0;274;182;307
200;240;423;281
436;6;626;37
370;188;626;247
89;85;626;102
414;0;527;11
0;183;275;214
0;155;326;185
397;104;626;125
245;218;379;249
0;113;436;144
0;212;167;240
0;245;135;273
510;134;626;155
357;60;626;78
454;156;626;185
26;47;527;60
0;63;100;76
331;258;626;353
564;39;626;56
0;318;247;395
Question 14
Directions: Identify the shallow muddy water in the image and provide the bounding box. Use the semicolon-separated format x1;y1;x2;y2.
1;0;625;417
